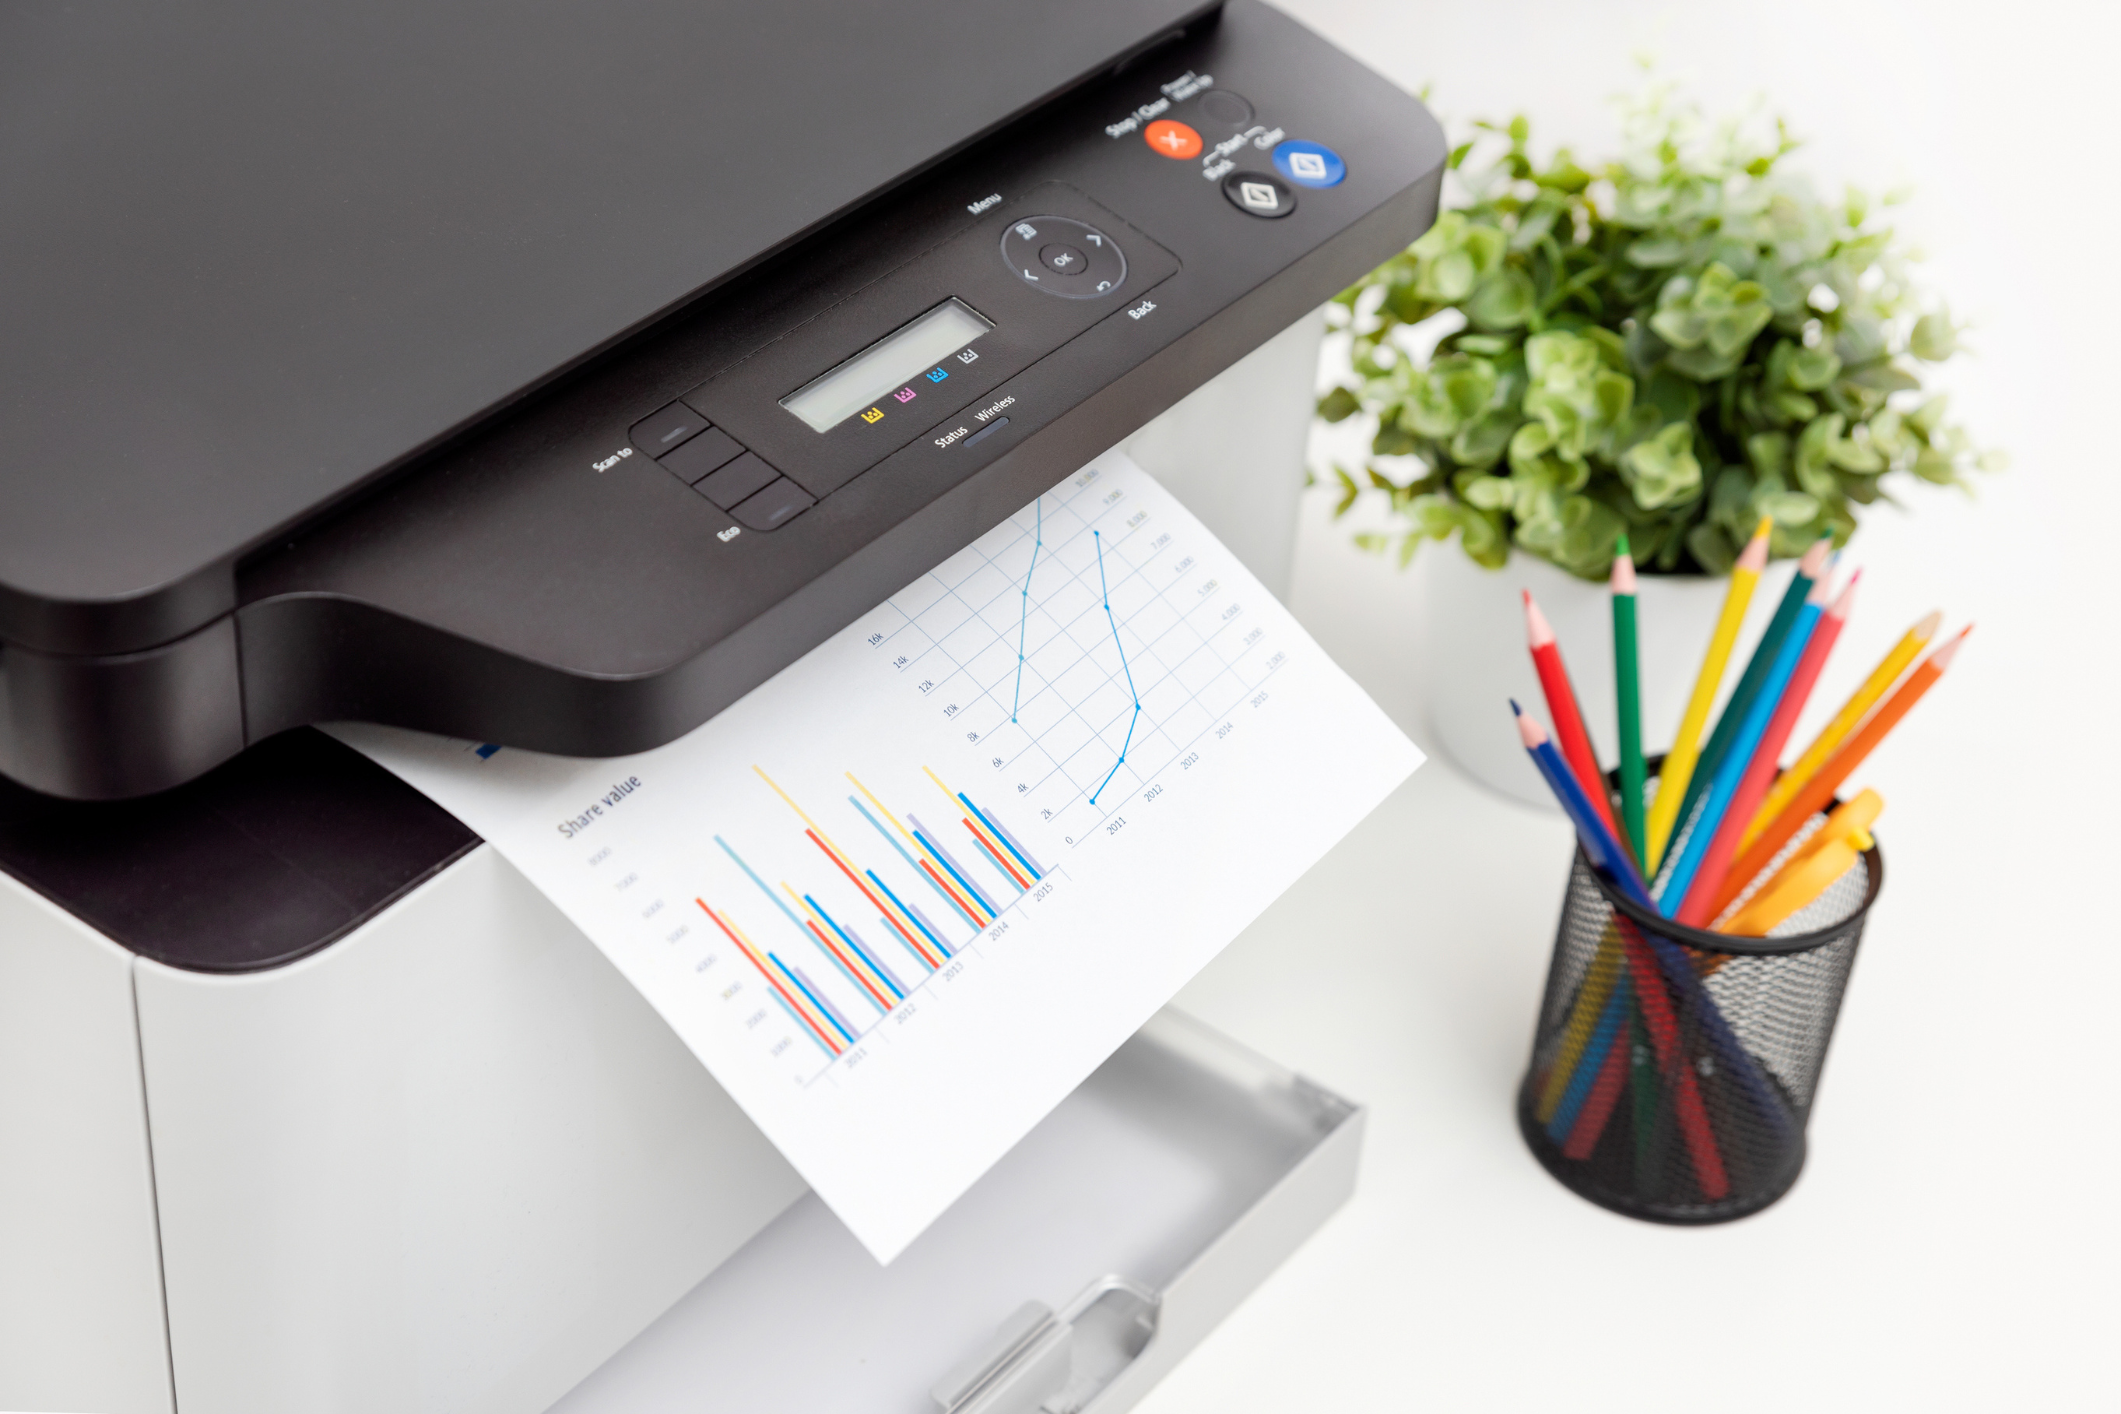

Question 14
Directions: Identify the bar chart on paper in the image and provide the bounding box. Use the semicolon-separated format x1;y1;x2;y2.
691;762;1053;1075
683;459;1297;1088
337;450;1421;1259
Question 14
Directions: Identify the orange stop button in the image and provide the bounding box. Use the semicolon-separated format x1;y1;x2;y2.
1143;119;1202;160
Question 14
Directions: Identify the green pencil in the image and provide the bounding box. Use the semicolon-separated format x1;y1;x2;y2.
1611;536;1646;865
1629;1008;1657;1180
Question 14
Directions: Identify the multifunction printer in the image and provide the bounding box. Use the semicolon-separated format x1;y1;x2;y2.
0;2;1444;1410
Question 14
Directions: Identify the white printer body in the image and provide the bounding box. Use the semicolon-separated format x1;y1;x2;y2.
1;323;1367;1414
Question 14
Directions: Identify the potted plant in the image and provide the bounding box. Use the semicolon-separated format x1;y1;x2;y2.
1316;84;1995;805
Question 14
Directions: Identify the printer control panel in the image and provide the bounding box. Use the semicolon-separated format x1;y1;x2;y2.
209;1;1446;784
619;185;1177;534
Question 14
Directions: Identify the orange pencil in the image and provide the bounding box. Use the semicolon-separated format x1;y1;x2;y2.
1714;627;1969;916
1746;611;1940;847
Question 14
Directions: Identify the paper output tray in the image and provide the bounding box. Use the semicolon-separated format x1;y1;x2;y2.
548;1009;1362;1414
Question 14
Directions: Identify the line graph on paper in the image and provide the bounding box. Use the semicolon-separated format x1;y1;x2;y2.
681;461;1290;1086
861;461;1289;852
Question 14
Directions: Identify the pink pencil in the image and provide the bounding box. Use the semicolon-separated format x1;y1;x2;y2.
1676;571;1860;928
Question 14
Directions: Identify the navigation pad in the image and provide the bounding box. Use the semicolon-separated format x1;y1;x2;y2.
1001;217;1126;299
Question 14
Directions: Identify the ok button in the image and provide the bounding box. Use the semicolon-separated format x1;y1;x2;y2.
1039;243;1088;276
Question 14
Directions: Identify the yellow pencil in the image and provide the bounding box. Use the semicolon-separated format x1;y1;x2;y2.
1722;832;1871;936
1743;612;1938;848
1645;517;1771;871
1534;925;1626;1124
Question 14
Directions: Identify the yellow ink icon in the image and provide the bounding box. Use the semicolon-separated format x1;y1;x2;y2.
860;407;885;424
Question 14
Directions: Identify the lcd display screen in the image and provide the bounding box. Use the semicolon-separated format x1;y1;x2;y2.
779;299;993;433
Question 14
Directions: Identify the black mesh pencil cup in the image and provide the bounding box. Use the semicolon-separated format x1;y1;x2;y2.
1517;776;1883;1224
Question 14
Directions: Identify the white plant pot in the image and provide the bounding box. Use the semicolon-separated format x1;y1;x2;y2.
1414;544;1798;811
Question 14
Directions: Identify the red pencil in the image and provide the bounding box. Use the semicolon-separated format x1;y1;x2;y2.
1562;1014;1632;1160
1676;572;1858;927
1712;625;1971;916
1524;590;1621;843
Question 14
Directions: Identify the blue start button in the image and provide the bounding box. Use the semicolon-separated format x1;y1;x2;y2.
1272;139;1347;189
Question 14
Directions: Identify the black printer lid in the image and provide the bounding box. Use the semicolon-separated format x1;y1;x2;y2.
0;0;1212;655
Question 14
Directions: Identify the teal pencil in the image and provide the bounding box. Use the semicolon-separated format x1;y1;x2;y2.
1670;536;1832;852
1611;538;1645;866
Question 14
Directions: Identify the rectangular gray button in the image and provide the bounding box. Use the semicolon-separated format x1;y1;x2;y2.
730;477;815;531
696;451;779;509
662;426;745;485
629;401;710;456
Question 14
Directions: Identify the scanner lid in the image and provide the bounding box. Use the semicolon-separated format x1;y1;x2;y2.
0;0;1211;654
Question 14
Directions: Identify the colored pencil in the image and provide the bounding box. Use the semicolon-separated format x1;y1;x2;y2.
1647;518;1770;871
1745;611;1940;848
1628;1009;1658;1174
1612;537;1647;865
1535;925;1627;1124
1658;571;1831;915
1515;704;1729;1193
1672;536;1833;848
1524;591;1620;840
1518;705;1790;1158
1513;702;1645;898
1562;997;1634;1159
1674;573;1858;927
1548;969;1631;1141
1713;627;1970;916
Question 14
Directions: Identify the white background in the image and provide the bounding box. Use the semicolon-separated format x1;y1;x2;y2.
1143;1;2117;1408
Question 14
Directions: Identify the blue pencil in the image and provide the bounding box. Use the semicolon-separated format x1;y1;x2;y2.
1512;700;1649;903
1655;573;1830;915
1514;701;1794;1141
1547;968;1633;1141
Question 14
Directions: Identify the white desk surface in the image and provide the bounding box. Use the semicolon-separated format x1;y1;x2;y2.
1141;1;2117;1408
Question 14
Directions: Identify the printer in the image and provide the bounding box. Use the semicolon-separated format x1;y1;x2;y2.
0;2;1443;1409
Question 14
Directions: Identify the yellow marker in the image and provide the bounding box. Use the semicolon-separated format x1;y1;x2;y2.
1781;791;1882;874
1721;791;1880;935
1723;838;1862;936
1645;517;1771;870
1744;612;1939;847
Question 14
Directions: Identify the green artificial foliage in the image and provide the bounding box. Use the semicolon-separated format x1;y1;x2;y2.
1317;87;2000;579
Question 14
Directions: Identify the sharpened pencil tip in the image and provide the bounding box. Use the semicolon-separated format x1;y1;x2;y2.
1827;572;1860;618
1735;530;1771;574
1914;609;1944;638
1798;538;1835;578
1516;709;1547;749
1610;546;1636;595
1522;592;1555;647
1509;698;1523;716
1925;624;1972;671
